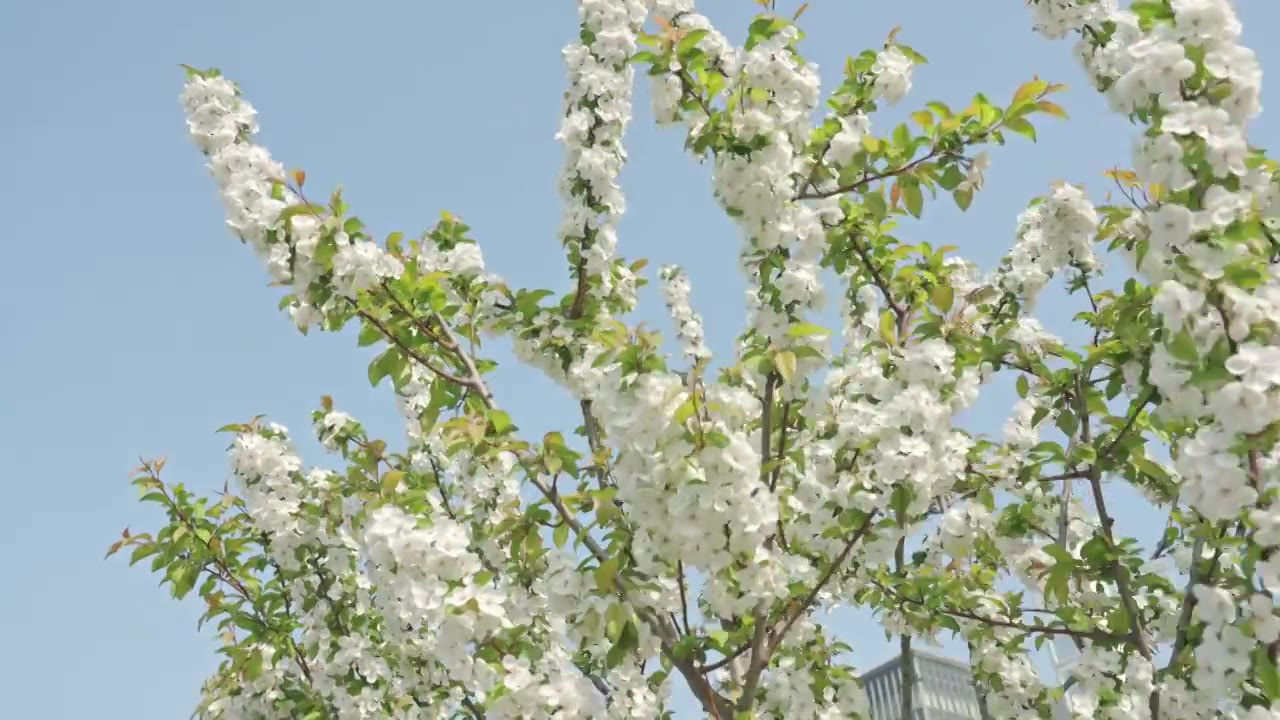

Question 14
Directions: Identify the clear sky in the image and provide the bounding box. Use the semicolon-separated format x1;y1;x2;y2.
2;1;1279;718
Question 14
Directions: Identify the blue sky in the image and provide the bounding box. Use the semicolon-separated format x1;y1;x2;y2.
2;1;1278;718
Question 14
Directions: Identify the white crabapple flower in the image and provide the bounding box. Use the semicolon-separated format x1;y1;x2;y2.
956;151;990;193
996;182;1098;306
555;0;645;307
1025;0;1118;39
1152;279;1205;329
659;265;710;361
1192;583;1237;628
182;75;258;155
181;70;403;313
871;46;913;105
316;410;356;450
1135;133;1195;191
824;113;871;168
1248;593;1280;644
420;241;486;278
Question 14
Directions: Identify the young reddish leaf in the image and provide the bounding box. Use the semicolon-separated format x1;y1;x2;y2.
1035;100;1068;118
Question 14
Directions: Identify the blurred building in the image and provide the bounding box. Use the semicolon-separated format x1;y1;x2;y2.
1046;635;1081;719
860;650;991;720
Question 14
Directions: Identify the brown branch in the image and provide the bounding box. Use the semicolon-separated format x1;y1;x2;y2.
737;372;778;710
568;254;590;319
848;231;905;318
767;513;877;655
677;560;692;636
870;579;1126;643
352;305;474;388
160;485;315;685
676;68;716;120
698;639;754;674
800;150;942;200
895;536;915;720
1076;376;1153;660
1038;469;1092;482
770;402;791;492
796;89;1047;202
1095;388;1155;463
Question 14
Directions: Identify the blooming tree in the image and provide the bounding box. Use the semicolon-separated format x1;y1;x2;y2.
108;0;1280;718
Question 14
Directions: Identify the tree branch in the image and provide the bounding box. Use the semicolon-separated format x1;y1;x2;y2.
737;372;778;710
1076;376;1153;660
767;513;878;655
869;579;1126;643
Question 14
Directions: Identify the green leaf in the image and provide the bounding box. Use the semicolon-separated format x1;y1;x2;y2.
357;323;382;347
1191;363;1232;387
786;322;830;340
677;29;709;56
893;123;911;151
953;187;973;211
129;543;160;566
171;564;199;600
1257;645;1280;699
674;397;697;426
1130;455;1169;482
368;349;398;387
1167;330;1200;363
1055;409;1078;437
606;620;639;668
903;181;923;218
278;203;326;224
775;350;797;385
879;310;897;345
926;101;952;119
243;647;265;681
1004;116;1036;141
594;556;619;593
381;470;405;496
486;409;515;434
937;165;964;191
930;285;953;313
553;523;569;549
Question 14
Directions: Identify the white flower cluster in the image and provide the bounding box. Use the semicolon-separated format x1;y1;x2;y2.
871;46;914;105
758;655;871;719
229;427;306;541
659;264;710;361
653;4;836;351
201;644;303;720
648;0;737;125
1065;646;1154;719
725;26;830;345
1025;0;1117;40
181;74;402;332
996;183;1099;308
824;113;870;168
556;0;647;309
972;643;1047;716
812;289;976;521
